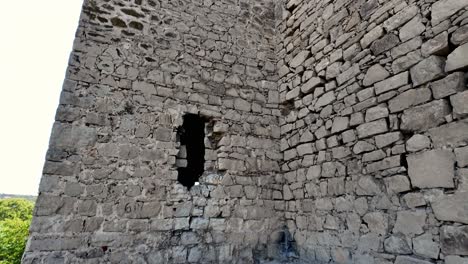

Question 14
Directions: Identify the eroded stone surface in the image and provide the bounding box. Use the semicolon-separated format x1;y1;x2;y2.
407;149;455;188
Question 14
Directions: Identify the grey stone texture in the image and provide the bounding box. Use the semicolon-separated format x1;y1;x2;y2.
25;0;468;263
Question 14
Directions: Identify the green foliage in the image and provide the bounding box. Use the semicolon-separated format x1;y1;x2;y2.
0;199;34;221
0;199;34;264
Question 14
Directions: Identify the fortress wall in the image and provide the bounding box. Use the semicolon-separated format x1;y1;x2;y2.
277;0;468;262
23;0;283;263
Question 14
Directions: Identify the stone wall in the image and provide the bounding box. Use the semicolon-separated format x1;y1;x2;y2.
23;0;283;263
25;0;468;263
277;0;468;263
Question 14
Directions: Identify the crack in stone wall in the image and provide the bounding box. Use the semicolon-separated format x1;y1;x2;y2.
24;0;468;263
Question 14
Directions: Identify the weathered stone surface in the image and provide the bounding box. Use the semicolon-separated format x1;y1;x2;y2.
451;90;468;115
410;56;446;87
392;50;423;73
455;146;468;167
399;16;425;42
431;0;468;25
441;225;468;255
429;119;468;147
315;91;336;108
388;88;432;113
383;5;419;32
446;43;468;72
413;233;440;259
361;26;384;48
374;71;409;95
363;212;388;235
393;210;426;236
400;100;451;132
365;105;389;122
407;149;455;188
363;64;390;86
289;50;310;68
430;72;465;99
331;116;350;134
384;235;412;254
357;119;388;139
452;25;468;46
394;256;433;264
432;192;468;224
371;33;400;55
421;31;449;57
406;134;431;152
446;256;468;264
301;77;324;94
375;132;402;148
384;175;411;193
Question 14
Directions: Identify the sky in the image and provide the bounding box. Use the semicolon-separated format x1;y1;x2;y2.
0;0;84;195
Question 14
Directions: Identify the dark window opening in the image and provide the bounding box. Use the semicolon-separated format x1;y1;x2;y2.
177;114;205;189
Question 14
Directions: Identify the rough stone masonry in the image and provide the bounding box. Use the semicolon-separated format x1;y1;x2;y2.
23;0;468;263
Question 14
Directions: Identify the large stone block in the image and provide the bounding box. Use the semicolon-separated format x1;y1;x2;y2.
410;56;446;87
421;31;449;57
371;33;400;55
357;119;388;139
430;72;465;99
393;210;426;236
407;149;455;188
429;119;468;147
432;192;468;224
446;43;468;72
431;0;468;25
451;91;468;115
400;100;451;132
441;225;468;255
388;88;432;113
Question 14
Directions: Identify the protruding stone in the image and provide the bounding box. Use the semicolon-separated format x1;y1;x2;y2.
430;72;465;99
407;149;455;188
361;26;384;48
388;88;432;113
421;31;449;57
401;100;451;132
410;56;446;87
399;16;425;42
413;233;440;259
429;119;468;147
383;5;419;32
446;43;468;72
384;175;411;193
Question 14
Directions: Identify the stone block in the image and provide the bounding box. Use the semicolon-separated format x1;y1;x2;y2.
395;256;433;264
451;90;468;115
413;233;440;259
383;5;419;32
430;72;465;99
407;149;455;188
406;134;431;152
371;33;400;55
400;99;451;132
301;77;324;94
389;88;432;113
289;50;310;68
363;64;390;86
363;212;388;235
365;105;389;122
331;116;349;134
375;132;403;148
429;119;468;147
421;31;449;57
392;50;423;73
451;25;468;46
361;25;384;48
455;146;468;167
446;256;468;264
393;210;426;237
432;192;468;224
357;119;388;139
410;56;446;87
446;43;468;72
399;16;425;42
441;225;468;255
431;0;468;25
384;175;411;193
384;234;412;254
374;71;409;95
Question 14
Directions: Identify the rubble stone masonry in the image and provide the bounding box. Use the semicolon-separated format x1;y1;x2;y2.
24;0;468;263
